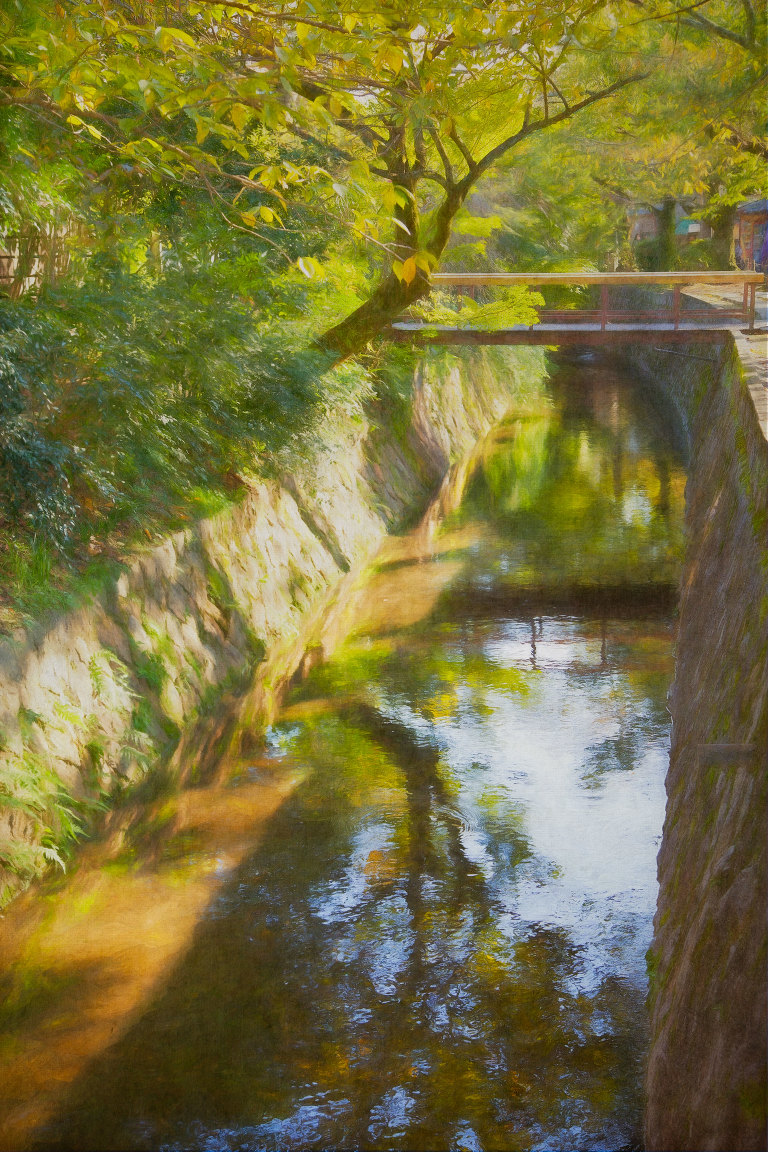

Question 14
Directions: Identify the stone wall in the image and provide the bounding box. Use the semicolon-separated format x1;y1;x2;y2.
622;337;768;1152
0;347;546;907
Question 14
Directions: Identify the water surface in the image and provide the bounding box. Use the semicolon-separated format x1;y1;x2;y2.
10;352;686;1152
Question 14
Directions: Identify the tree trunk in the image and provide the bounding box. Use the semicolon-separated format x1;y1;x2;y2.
317;271;430;364
707;203;737;268
316;186;469;367
652;199;677;271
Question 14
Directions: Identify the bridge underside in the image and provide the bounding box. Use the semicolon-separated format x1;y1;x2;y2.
388;323;733;346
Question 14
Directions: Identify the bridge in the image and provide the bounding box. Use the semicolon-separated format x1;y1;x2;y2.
389;271;764;346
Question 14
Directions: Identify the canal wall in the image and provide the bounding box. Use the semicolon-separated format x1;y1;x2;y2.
622;336;768;1152
0;347;546;907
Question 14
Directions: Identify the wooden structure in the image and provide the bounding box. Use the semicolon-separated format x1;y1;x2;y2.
389;271;764;346
735;200;768;271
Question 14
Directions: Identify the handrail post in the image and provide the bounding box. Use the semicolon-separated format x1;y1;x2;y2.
748;283;756;332
673;285;681;330
600;284;608;331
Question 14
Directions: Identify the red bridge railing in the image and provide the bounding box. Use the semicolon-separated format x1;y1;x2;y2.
430;271;763;333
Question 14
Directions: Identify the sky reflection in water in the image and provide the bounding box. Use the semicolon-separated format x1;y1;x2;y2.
41;354;686;1152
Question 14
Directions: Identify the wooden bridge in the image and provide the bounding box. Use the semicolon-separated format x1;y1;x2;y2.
389;271;764;346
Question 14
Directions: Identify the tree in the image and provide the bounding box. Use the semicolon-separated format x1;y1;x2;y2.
2;0;648;362
255;0;648;361
471;0;767;272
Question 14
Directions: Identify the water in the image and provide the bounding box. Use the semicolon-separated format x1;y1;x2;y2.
1;352;686;1152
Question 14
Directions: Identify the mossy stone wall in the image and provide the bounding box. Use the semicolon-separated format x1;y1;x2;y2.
622;337;767;1152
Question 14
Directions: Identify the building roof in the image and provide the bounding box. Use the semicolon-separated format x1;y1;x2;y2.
737;199;768;215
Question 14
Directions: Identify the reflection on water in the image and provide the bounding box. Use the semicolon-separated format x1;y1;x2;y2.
10;353;684;1152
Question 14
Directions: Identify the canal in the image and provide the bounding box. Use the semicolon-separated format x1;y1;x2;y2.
2;351;686;1152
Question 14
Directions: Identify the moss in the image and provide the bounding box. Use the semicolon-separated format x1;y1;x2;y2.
205;562;235;628
244;628;267;666
84;738;105;787
121;797;184;860
134;650;167;693
184;651;204;681
193;648;263;719
738;1080;767;1125
131;698;155;736
159;715;181;742
287;565;313;607
0;963;87;1039
142;622;176;665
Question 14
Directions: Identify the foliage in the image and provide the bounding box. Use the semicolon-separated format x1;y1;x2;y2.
409;287;544;331
0;166;377;625
1;0;653;357
0;738;89;901
0;0;765;611
450;1;767;272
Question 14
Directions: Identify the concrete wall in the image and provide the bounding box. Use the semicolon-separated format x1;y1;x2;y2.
622;336;768;1152
0;347;546;907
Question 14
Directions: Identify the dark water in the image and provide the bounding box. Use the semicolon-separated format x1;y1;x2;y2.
36;353;686;1152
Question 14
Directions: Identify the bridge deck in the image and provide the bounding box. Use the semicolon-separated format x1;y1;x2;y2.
431;271;764;287
389;320;743;346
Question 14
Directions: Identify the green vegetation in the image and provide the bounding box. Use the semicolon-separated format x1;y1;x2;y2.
0;708;105;887
0;179;373;627
1;0;764;624
452;392;687;592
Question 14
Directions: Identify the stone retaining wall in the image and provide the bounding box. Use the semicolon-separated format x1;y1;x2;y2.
621;336;768;1152
0;347;546;906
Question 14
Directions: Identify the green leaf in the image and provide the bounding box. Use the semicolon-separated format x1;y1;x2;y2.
154;27;175;53
230;103;252;133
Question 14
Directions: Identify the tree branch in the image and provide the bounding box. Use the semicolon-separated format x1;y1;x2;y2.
425;123;454;187
546;75;571;112
465;72;649;193
287;123;390;177
413;122;427;171
592;175;634;203
448;125;478;175
290;78;388;150
189;0;354;37
418;170;450;189
740;0;756;44
625;0;713;26
712;120;768;159
683;10;753;51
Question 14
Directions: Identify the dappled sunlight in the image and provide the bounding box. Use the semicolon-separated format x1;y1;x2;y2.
0;768;303;1151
